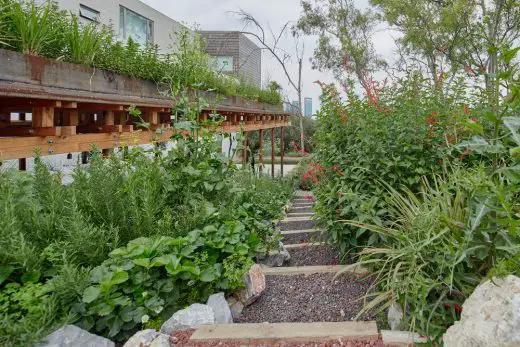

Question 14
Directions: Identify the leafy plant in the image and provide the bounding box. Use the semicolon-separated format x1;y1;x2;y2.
64;15;106;65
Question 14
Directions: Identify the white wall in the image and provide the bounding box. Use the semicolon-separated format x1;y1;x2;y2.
50;0;188;52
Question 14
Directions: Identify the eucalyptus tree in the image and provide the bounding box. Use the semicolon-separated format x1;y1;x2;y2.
296;0;386;90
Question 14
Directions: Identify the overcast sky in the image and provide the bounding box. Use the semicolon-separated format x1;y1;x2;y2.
141;0;397;112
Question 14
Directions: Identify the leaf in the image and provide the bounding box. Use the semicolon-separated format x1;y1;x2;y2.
503;117;520;145
133;258;151;268
110;271;129;285
199;267;217;282
21;270;40;284
82;286;101;303
0;265;14;285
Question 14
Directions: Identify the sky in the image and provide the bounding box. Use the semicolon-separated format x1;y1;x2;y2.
141;0;397;113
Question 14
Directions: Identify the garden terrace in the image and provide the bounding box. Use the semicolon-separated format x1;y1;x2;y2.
0;49;290;173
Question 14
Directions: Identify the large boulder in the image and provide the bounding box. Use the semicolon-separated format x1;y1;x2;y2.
160;303;215;334
37;325;114;347
236;264;266;306
443;275;520;347
226;296;245;320
207;293;233;324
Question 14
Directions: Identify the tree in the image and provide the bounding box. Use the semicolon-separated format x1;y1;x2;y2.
296;0;386;90
235;10;307;152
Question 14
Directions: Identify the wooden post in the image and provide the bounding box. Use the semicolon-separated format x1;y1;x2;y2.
281;127;285;177
242;131;248;167
102;111;115;157
18;112;26;171
32;107;54;128
271;128;275;177
62;110;79;126
258;129;264;174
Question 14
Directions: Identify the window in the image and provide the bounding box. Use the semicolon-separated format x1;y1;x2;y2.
119;6;153;46
79;4;100;22
209;56;234;72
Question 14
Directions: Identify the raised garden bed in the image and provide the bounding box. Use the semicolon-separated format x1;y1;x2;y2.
237;273;376;324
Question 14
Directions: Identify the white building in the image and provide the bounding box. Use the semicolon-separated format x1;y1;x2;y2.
45;0;187;50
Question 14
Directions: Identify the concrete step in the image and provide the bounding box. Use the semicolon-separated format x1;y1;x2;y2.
189;321;379;343
381;330;428;346
280;229;318;235
261;264;370;277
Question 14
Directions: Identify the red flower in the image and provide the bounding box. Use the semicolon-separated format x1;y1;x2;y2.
454;304;462;313
444;303;451;309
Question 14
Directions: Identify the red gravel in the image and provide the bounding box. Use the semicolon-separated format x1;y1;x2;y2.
237;273;376;323
173;330;391;347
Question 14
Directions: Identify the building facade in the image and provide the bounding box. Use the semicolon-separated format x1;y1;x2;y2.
45;0;186;51
304;97;313;117
199;31;262;88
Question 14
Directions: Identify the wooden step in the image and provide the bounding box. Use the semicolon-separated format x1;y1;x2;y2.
190;321;379;343
281;216;314;222
261;264;370;276
287;212;315;217
281;229;317;235
284;242;326;249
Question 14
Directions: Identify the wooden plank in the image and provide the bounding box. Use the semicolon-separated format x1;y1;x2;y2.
32;107;54;127
190;322;378;343
62;110;79;126
261;265;370;277
271;127;275;177
77;103;125;111
0;126;59;137
76;124;123;133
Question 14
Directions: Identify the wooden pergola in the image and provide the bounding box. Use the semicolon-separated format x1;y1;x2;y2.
0;49;290;176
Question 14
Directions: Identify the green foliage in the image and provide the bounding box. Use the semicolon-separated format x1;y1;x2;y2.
64;15;106;65
0;124;291;344
338;167;519;341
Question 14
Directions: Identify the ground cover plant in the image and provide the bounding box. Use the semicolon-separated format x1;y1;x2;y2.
0;0;281;105
0;117;291;345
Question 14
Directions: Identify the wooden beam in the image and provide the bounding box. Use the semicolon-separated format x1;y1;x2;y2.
0;126;59;137
258;128;264;174
77;103;125;112
281;126;285;177
32;107;54;127
77;124;123;133
62;110;79;126
271;128;275;178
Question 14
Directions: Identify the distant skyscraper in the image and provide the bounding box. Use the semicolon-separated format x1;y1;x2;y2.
304;97;312;117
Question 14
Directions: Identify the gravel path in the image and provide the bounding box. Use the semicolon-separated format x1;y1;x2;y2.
238;273;376;323
282;231;324;245
287;245;342;266
289;207;314;213
280;219;316;231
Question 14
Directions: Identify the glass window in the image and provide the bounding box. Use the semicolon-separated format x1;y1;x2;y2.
209;56;234;72
79;4;100;22
119;6;154;46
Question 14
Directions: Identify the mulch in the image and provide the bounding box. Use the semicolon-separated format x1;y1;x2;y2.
286;245;343;267
237;273;376;324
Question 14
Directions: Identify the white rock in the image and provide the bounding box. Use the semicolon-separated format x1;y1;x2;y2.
123;329;159;347
443;275;520;347
160;303;215;334
149;334;171;347
207;293;233;324
37;325;114;347
387;301;403;330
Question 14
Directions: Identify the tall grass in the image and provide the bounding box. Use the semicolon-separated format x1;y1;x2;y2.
65;15;105;65
337;168;520;341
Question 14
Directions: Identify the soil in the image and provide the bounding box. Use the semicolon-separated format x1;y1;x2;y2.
237;273;376;324
280;219;316;231
287;245;343;267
